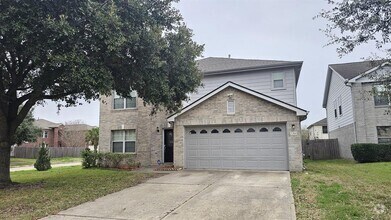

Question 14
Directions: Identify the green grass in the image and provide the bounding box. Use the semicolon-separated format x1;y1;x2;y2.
11;157;81;168
291;160;391;220
0;166;158;219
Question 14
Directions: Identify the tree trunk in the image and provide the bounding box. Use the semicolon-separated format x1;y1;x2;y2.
0;111;12;186
0;140;11;185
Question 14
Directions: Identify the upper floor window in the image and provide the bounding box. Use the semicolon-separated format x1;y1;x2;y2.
338;96;342;116
322;126;328;134
377;126;391;143
227;100;235;114
112;130;136;153
272;73;285;89
42;131;48;138
333;99;338;118
374;85;390;107
113;91;137;109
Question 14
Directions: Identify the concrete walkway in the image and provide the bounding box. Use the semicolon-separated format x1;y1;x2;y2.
43;170;296;220
10;162;81;172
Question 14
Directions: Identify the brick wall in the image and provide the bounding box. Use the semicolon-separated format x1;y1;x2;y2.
174;87;303;171
99;95;168;166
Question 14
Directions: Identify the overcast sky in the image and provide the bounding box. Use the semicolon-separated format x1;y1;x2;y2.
35;0;377;127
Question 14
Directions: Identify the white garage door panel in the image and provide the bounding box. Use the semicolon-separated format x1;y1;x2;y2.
185;124;288;170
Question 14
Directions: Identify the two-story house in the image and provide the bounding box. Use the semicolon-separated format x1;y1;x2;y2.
323;61;391;158
99;57;308;171
307;118;328;140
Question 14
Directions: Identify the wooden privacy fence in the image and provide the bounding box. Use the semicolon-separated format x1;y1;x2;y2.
13;147;84;159
302;139;340;160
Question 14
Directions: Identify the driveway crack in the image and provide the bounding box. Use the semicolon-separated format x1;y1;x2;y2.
160;172;228;219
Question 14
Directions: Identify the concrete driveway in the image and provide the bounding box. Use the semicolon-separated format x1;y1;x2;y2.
43;171;296;220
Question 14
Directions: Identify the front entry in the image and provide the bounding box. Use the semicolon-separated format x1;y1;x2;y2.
164;129;174;163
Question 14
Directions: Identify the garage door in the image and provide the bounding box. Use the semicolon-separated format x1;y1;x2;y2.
185;124;288;170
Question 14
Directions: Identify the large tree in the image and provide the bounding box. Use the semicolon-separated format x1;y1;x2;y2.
318;0;391;57
0;0;203;185
318;0;391;103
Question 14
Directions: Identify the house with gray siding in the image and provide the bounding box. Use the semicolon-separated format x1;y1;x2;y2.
323;61;391;158
99;57;308;171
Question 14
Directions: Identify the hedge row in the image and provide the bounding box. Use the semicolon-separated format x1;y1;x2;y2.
351;143;391;163
81;149;140;169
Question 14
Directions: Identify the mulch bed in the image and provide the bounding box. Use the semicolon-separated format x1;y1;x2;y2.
153;165;182;171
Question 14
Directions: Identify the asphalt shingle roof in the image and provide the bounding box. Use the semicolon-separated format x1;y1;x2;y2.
34;119;61;129
307;118;327;129
197;57;302;74
329;60;383;80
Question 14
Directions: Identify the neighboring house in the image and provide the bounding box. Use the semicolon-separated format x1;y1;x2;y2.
307;118;328;140
323;61;391;159
99;57;308;171
61;124;96;147
19;119;62;147
18;119;95;148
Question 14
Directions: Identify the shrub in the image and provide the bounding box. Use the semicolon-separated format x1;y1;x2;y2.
81;148;100;168
34;143;51;171
98;153;139;169
351;143;391;163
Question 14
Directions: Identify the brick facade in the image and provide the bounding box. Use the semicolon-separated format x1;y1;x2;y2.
173;87;303;171
99;95;168;166
99;87;304;171
352;82;391;143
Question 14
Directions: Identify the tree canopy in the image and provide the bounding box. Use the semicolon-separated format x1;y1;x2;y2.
14;110;41;145
318;0;391;58
0;0;203;185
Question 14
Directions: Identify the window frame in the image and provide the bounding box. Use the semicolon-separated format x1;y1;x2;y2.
113;91;137;110
111;130;136;153
271;72;286;90
227;100;235;115
322;126;328;134
377;126;391;144
373;85;390;107
42;130;48;138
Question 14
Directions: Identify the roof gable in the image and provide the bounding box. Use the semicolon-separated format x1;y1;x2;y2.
323;60;389;108
168;81;308;121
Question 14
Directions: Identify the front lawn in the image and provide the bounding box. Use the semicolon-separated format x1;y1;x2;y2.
10;157;81;168
291;160;391;219
0;166;158;219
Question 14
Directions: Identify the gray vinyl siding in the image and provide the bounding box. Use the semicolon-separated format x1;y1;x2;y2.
187;67;297;106
326;70;354;132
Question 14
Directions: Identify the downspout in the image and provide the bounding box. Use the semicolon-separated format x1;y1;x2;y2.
345;80;358;143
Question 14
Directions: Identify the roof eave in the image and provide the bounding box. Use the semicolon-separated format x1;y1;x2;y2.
202;62;303;76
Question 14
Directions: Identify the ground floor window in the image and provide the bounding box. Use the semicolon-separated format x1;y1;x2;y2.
112;130;136;153
376;126;391;143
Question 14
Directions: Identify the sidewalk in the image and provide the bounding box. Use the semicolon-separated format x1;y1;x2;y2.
11;162;81;172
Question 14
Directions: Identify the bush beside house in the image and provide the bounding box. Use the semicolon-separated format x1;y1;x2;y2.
81;149;140;169
351;143;391;163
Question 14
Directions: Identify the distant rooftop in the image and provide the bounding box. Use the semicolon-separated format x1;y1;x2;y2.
197;57;302;74
307;118;327;129
34;119;61;129
64;124;96;131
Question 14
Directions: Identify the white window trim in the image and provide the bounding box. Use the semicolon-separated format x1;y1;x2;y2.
338;96;343;116
42;131;48;138
227;100;235;115
271;72;286;90
112;130;136;153
113;91;137;110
